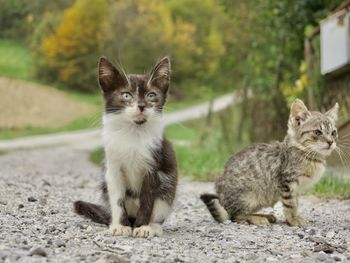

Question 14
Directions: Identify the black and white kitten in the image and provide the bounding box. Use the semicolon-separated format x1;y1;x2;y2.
74;57;178;238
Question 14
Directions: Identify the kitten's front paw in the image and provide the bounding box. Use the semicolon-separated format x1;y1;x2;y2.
110;224;132;236
133;224;163;238
287;216;306;227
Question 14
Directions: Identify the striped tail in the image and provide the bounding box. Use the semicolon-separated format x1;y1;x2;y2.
73;201;111;225
200;193;229;223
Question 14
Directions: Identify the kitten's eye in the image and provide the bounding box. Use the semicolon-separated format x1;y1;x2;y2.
122;92;133;101
146;92;157;102
331;130;337;137
314;130;322;136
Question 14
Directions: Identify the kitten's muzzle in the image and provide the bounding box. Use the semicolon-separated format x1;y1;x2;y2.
134;113;147;125
138;101;146;112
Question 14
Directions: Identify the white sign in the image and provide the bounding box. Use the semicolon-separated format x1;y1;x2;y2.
321;10;350;75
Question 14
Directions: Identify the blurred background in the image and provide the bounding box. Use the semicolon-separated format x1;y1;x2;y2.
0;0;349;195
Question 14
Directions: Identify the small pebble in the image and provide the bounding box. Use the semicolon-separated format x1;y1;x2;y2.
29;247;47;257
28;197;37;202
317;251;329;262
55;239;65;248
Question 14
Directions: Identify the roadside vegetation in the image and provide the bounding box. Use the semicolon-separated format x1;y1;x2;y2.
0;39;32;80
308;174;350;199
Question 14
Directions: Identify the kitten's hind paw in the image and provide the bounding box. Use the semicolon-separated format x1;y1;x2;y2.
286;216;306;227
110;224;132;236
237;215;271;225
133;224;163;238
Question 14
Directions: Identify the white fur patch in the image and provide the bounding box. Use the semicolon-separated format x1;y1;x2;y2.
151;199;172;223
103;111;163;193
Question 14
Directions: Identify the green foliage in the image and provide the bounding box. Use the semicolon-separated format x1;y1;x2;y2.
169;104;249;180
90;147;104;165
0;0;28;39
309;175;350;199
38;0;110;92
228;0;346;141
0;39;32;80
0;0;73;41
13;0;230;95
104;0;228;97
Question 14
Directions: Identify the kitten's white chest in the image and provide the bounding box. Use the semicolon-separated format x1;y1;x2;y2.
103;115;163;192
298;162;325;192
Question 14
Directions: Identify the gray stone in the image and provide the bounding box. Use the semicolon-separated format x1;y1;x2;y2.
331;254;345;262
306;228;317;236
55;239;65;247
317;251;330;262
265;256;278;262
290;254;302;259
325;230;336;239
27;197;37;202
29;247;47;257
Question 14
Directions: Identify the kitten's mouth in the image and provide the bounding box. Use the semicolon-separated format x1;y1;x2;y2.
134;114;147;125
134;119;147;125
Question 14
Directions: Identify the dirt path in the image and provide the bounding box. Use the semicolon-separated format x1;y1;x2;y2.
0;147;349;262
0;93;237;152
0;77;94;129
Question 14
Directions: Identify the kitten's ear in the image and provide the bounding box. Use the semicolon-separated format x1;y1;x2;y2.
98;57;128;93
325;102;339;122
290;99;311;126
148;57;170;93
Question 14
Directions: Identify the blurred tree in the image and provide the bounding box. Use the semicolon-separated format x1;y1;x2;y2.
40;0;110;92
236;0;344;141
0;0;28;39
0;0;73;41
105;0;227;98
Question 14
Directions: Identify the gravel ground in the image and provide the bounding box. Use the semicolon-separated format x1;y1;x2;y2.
0;148;350;263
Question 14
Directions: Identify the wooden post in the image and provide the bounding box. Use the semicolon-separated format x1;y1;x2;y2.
304;37;315;109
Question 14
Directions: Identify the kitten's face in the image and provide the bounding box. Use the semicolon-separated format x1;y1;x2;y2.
98;57;170;125
288;99;339;157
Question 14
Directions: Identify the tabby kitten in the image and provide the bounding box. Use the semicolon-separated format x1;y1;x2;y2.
201;99;339;226
74;57;178;238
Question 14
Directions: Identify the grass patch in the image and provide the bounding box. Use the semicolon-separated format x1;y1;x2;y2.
90;147;104;165
166;104;249;180
0;39;32;80
308;175;350;199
